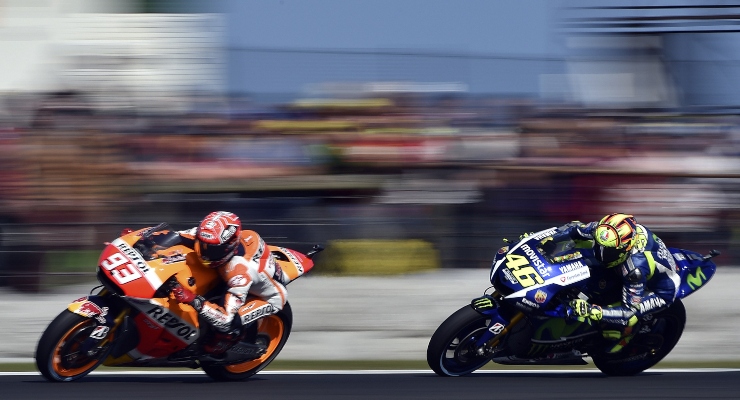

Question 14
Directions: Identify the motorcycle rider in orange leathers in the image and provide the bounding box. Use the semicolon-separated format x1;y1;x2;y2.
167;211;289;354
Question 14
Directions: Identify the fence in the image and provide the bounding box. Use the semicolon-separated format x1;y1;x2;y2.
0;180;733;293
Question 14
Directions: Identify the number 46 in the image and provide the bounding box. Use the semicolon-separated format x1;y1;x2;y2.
505;254;544;288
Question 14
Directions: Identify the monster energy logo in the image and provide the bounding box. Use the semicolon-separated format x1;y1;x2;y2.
529;329;594;356
473;297;494;310
528;343;550;356
686;267;706;290
529;339;585;356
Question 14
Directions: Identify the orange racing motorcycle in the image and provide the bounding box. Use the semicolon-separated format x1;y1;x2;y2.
35;223;322;382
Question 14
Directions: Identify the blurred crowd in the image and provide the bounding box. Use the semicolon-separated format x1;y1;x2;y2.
1;89;740;291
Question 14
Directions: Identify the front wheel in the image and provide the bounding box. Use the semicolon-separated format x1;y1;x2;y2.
427;305;493;377
35;310;113;382
202;302;293;381
592;299;686;376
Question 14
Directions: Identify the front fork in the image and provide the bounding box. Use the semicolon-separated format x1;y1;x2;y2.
471;293;525;356
68;291;129;357
473;310;525;356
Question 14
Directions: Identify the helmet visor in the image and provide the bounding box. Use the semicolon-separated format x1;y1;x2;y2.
195;241;231;268
597;245;625;266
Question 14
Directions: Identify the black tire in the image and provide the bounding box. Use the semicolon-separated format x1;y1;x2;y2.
592;299;686;376
202;302;293;381
35;310;112;382
427;305;493;377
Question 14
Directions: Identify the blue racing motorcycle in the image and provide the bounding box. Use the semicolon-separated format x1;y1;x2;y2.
427;227;720;376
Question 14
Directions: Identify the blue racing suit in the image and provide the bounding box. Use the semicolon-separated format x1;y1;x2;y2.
552;221;681;327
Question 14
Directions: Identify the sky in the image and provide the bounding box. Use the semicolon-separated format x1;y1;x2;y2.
194;0;563;57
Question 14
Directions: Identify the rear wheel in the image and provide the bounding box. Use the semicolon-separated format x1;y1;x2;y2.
202;302;293;381
427;305;493;377
592;299;686;376
35;310;112;382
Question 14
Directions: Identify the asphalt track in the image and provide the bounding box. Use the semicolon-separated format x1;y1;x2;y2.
3;369;740;400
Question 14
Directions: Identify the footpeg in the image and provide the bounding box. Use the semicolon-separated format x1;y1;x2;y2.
228;342;267;359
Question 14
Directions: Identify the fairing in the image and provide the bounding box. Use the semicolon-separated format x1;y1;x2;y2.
671;248;717;299
490;228;591;308
97;228;219;299
271;246;314;281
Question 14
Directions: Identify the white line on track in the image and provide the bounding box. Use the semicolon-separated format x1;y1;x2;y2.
3;368;740;376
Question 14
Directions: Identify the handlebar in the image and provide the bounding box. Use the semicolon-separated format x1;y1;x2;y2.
141;222;171;238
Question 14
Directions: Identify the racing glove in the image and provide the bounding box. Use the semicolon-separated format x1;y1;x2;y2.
539;236;557;254
567;299;602;322
519;232;535;241
171;283;205;312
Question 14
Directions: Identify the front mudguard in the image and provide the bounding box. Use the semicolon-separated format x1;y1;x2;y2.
67;295;139;359
68;295;116;325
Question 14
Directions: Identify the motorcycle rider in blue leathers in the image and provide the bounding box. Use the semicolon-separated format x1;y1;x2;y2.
539;213;681;353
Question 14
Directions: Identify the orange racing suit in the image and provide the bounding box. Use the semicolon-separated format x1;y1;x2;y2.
177;228;288;332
